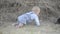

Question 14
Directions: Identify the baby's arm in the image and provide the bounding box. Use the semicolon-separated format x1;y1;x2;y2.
34;15;40;26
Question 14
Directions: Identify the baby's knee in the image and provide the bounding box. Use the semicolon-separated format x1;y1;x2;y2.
15;23;24;28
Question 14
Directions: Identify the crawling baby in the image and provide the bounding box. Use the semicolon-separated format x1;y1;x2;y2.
13;6;41;28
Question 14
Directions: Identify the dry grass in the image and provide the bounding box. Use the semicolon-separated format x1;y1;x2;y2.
0;21;60;34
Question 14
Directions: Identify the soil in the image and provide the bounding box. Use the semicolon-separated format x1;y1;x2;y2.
0;0;60;34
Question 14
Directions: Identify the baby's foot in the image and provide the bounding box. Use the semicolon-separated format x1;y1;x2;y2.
12;23;18;27
16;23;24;28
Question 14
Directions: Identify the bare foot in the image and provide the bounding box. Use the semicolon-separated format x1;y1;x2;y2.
16;23;24;28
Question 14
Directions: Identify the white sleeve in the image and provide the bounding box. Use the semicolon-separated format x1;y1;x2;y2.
34;15;40;26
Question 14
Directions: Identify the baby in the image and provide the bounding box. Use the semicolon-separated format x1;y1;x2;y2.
13;6;41;28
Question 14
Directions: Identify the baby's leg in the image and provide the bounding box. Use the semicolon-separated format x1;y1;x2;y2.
16;18;26;28
16;23;24;28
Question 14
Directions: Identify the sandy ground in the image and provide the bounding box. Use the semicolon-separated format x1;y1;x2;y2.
0;20;60;34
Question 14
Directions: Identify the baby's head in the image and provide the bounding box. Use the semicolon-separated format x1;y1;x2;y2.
32;6;40;15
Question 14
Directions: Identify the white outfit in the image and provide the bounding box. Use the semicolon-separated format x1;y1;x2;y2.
17;11;40;26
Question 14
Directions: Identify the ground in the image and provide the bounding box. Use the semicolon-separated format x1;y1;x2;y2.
0;20;60;34
0;0;60;34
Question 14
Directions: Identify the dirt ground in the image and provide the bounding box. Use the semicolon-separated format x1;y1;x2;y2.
0;20;60;34
0;0;60;34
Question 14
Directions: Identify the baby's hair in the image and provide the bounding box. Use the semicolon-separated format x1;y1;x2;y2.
32;6;40;15
32;6;40;11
